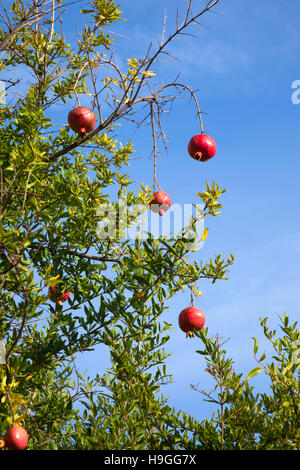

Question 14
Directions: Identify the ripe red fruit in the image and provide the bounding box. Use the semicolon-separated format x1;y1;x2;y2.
187;134;216;162
68;106;96;136
0;425;28;450
150;191;171;216
178;306;205;338
48;286;71;306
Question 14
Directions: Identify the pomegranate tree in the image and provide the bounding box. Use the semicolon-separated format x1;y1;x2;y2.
68;106;96;136
0;425;28;450
150;191;171;216
48;286;71;306
187;133;216;162
178;306;205;337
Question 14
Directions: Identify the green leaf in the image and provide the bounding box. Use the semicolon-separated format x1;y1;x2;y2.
141;70;156;77
252;336;258;355
259;351;266;362
245;367;263;381
200;227;209;242
282;363;292;375
160;238;178;256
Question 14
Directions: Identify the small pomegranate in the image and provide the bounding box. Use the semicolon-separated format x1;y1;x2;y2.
68;106;96;136
178;306;205;338
150;191;171;216
188;134;216;162
48;286;71;306
0;425;28;450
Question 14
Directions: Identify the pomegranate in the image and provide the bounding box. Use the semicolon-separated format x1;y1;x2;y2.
187;134;216;162
48;286;71;306
68;106;96;136
0;425;28;450
150;191;171;216
178;306;205;338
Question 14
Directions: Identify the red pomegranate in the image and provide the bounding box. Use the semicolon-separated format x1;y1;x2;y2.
178;306;205;338
68;106;96;136
150;191;171;216
187;134;216;162
48;286;71;306
0;425;28;450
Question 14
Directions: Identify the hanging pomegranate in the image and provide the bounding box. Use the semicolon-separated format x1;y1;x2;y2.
188;134;216;162
0;425;28;450
178;306;205;338
48;286;71;306
150;191;171;216
68;106;96;136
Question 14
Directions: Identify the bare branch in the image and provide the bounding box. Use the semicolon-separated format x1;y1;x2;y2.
64;250;121;264
45;0;220;162
160;8;167;47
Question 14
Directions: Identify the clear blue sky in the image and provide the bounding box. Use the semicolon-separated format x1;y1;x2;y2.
72;0;300;422
9;0;300;423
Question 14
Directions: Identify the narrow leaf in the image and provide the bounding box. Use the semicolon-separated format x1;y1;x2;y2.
252;336;258;355
259;351;266;362
245;367;263;381
200;227;209;241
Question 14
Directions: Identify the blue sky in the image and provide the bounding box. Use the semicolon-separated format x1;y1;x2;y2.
4;0;299;423
66;0;300;421
72;0;300;421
